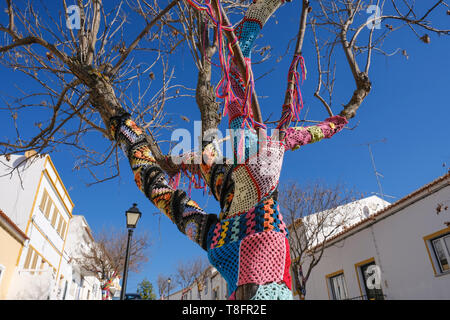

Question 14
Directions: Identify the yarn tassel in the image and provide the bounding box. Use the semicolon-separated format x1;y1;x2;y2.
277;54;306;129
169;171;182;190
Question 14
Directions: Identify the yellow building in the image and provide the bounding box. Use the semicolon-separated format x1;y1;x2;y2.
0;153;74;299
0;209;28;299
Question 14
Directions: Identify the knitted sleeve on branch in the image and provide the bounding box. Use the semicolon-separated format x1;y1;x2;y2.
283;115;348;151
109;113;218;250
226;0;285;124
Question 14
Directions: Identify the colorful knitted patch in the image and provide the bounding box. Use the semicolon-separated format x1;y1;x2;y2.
208;198;288;249
250;282;293;300
283;116;348;151
206;196;290;299
237;231;287;286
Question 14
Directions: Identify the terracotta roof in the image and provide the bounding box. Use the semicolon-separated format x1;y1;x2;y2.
307;172;450;250
0;209;29;242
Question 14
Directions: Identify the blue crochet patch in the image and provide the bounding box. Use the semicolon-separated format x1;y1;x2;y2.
207;241;241;297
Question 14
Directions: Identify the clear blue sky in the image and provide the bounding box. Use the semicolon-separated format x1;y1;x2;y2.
0;1;449;296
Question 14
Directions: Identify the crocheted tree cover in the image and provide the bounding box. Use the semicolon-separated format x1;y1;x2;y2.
109;113;218;250
109;0;349;300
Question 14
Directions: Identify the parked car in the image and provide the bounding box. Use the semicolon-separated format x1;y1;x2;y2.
124;293;142;300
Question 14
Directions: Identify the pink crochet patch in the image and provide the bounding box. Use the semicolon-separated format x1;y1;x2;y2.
227;98;244;122
238;231;286;286
283;126;311;150
283;115;348;151
283;237;292;290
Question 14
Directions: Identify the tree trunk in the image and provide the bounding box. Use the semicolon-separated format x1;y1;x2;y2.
196;47;221;139
340;72;372;119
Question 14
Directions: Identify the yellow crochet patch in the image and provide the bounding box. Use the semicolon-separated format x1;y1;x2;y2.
125;119;143;135
217;221;230;248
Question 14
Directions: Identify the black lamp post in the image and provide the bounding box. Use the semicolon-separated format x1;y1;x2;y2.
120;203;142;300
167;277;171;300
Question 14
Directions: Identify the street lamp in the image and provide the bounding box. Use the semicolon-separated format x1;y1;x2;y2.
120;203;142;300
167;277;171;300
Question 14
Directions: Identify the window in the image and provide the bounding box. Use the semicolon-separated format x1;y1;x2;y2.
51;207;58;228
40;189;56;221
328;273;348;300
70;280;76;296
30;251;39;274
23;247;33;269
212;287;219;300
39;189;67;238
75;285;81;300
93;284;98;299
24;247;39;273
39;189;49;213
424;229;450;275
60;220;67;237
62;280;68;300
44;196;53;218
56;218;63;236
356;260;384;300
431;233;450;273
39;260;47;275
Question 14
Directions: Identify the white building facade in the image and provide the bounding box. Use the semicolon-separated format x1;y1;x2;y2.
0;152;104;300
164;173;450;300
0;153;73;299
59;215;103;300
166;266;228;300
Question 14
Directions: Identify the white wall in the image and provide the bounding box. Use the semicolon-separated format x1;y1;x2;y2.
1;154;104;300
63;215;102;300
0;155;45;231
300;183;450;300
166;267;228;300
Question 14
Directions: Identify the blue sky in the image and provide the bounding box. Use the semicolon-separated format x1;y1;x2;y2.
0;1;449;296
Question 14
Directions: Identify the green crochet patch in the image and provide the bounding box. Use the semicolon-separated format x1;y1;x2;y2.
307;126;324;143
250;283;293;300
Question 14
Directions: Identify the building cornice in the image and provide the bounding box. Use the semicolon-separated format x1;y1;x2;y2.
0;209;29;244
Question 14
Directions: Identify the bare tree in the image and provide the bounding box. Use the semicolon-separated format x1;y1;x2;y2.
174;256;209;298
157;273;171;299
0;0;447;181
0;0;448;300
279;181;362;299
74;226;150;299
302;0;450;120
0;0;188;181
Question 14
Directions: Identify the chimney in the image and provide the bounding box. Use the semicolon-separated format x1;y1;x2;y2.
25;149;37;159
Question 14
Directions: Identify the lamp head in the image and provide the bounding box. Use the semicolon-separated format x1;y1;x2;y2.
125;203;141;229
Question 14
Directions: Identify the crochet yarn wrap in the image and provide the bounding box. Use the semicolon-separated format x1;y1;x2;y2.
109;0;349;300
109;113;218;251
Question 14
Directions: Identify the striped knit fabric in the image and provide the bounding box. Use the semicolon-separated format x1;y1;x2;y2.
109;113;218;250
